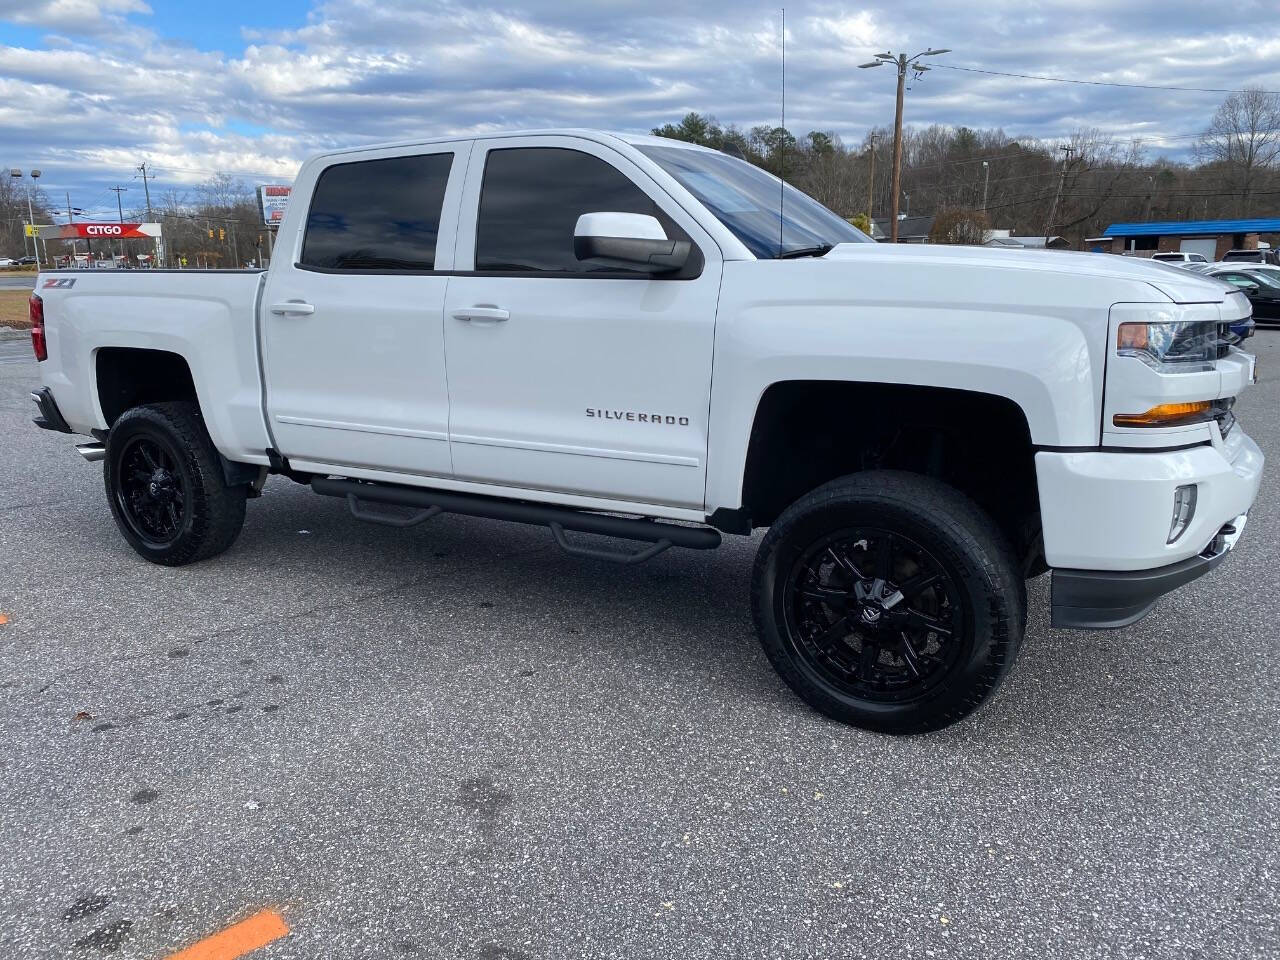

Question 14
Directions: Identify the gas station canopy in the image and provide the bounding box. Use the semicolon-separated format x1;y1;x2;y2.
36;222;162;240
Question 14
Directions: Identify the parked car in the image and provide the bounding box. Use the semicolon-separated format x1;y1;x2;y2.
1151;251;1209;265
1207;261;1280;285
1220;248;1280;266
15;255;38;266
0;257;14;267
26;129;1263;734
1211;268;1280;324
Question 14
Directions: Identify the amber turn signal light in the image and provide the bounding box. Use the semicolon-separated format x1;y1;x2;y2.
1113;401;1213;428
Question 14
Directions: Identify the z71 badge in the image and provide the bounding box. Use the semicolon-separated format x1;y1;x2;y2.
42;278;76;289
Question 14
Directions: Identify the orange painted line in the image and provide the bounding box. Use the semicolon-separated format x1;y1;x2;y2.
0;613;8;625
164;908;289;960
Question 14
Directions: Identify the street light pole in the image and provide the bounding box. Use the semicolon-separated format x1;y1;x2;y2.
859;47;950;244
12;169;44;268
982;160;990;212
9;170;29;259
866;133;877;222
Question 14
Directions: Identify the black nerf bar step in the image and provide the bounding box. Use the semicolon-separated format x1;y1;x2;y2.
311;476;721;564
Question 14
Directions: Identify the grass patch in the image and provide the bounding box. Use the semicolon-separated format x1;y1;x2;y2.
0;290;33;329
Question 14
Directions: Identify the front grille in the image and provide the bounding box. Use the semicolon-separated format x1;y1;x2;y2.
1215;321;1238;358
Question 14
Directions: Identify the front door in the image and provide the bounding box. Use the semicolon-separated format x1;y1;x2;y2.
261;145;468;478
442;137;722;509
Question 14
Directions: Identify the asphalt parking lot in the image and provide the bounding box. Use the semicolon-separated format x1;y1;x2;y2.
0;327;1276;959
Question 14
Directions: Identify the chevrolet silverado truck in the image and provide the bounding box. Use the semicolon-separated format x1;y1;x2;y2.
28;130;1263;733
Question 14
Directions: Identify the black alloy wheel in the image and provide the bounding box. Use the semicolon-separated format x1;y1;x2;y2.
114;435;189;547
783;528;967;705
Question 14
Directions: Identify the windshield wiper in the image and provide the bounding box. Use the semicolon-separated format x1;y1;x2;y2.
776;243;834;259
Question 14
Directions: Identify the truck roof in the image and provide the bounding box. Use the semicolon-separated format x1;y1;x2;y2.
307;129;712;163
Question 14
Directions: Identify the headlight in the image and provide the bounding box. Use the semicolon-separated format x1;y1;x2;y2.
1117;320;1218;373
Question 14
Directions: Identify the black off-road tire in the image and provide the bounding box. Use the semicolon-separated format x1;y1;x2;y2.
752;470;1023;734
104;401;247;566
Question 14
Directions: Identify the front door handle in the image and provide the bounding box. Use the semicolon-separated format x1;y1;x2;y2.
452;306;509;323
269;301;315;316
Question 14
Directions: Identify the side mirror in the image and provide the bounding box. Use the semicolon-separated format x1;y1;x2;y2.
1242;282;1261;296
573;212;690;273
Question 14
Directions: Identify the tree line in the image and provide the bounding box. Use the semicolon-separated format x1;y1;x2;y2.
652;87;1280;246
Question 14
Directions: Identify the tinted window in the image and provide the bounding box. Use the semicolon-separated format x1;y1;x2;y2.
301;153;452;271
475;148;679;273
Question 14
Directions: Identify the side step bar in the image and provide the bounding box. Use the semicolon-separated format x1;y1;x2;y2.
311;477;721;565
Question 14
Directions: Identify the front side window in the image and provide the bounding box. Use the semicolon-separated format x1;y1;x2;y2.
475;147;686;273
638;143;870;259
301;152;452;271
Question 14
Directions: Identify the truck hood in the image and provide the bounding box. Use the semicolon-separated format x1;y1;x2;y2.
823;242;1232;304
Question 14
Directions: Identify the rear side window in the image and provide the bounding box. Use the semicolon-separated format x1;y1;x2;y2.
475;147;683;273
301;153;452;271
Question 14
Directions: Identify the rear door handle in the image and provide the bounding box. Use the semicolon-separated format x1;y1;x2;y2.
452;306;509;323
269;301;315;316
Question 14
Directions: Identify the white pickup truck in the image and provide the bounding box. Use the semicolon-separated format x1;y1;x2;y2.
28;130;1263;733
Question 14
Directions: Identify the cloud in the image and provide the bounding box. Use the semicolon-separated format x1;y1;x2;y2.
0;0;150;34
1;0;1279;218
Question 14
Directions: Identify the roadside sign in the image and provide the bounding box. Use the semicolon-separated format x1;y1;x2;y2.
258;185;292;226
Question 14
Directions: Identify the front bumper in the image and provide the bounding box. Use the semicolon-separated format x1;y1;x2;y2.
1051;513;1248;628
1036;426;1263;571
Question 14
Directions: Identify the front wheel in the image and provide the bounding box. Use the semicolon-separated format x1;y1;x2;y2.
752;471;1024;734
104;401;247;566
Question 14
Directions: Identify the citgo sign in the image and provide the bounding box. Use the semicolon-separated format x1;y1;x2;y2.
51;223;162;239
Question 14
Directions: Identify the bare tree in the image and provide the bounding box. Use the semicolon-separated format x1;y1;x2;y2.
928;208;989;245
1197;86;1280;216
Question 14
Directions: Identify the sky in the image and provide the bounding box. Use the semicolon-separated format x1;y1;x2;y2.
1;0;1279;221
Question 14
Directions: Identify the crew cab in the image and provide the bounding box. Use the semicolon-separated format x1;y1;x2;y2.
28;130;1264;733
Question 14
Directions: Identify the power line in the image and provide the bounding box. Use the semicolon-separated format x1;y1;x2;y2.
932;63;1279;96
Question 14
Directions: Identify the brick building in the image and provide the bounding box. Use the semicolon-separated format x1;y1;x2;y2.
1092;218;1280;260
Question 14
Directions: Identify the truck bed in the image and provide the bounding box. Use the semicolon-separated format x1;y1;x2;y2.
34;270;272;464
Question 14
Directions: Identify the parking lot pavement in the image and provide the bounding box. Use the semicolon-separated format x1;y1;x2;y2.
0;332;1276;960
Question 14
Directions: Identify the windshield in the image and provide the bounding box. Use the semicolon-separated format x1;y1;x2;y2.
1245;271;1280;291
638;144;871;258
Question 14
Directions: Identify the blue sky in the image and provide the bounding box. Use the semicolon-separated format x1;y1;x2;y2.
2;0;1279;220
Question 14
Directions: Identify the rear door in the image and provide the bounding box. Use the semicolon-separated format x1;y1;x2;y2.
442;136;722;509
261;144;468;478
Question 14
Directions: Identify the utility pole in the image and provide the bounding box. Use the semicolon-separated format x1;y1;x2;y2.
859;47;950;243
109;185;128;262
138;162;159;265
1044;146;1072;247
66;192;78;264
866;133;877;223
137;162;153;219
890;57;905;242
981;160;990;212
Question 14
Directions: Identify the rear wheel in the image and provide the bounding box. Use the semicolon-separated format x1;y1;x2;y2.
104;402;246;566
752;471;1023;734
